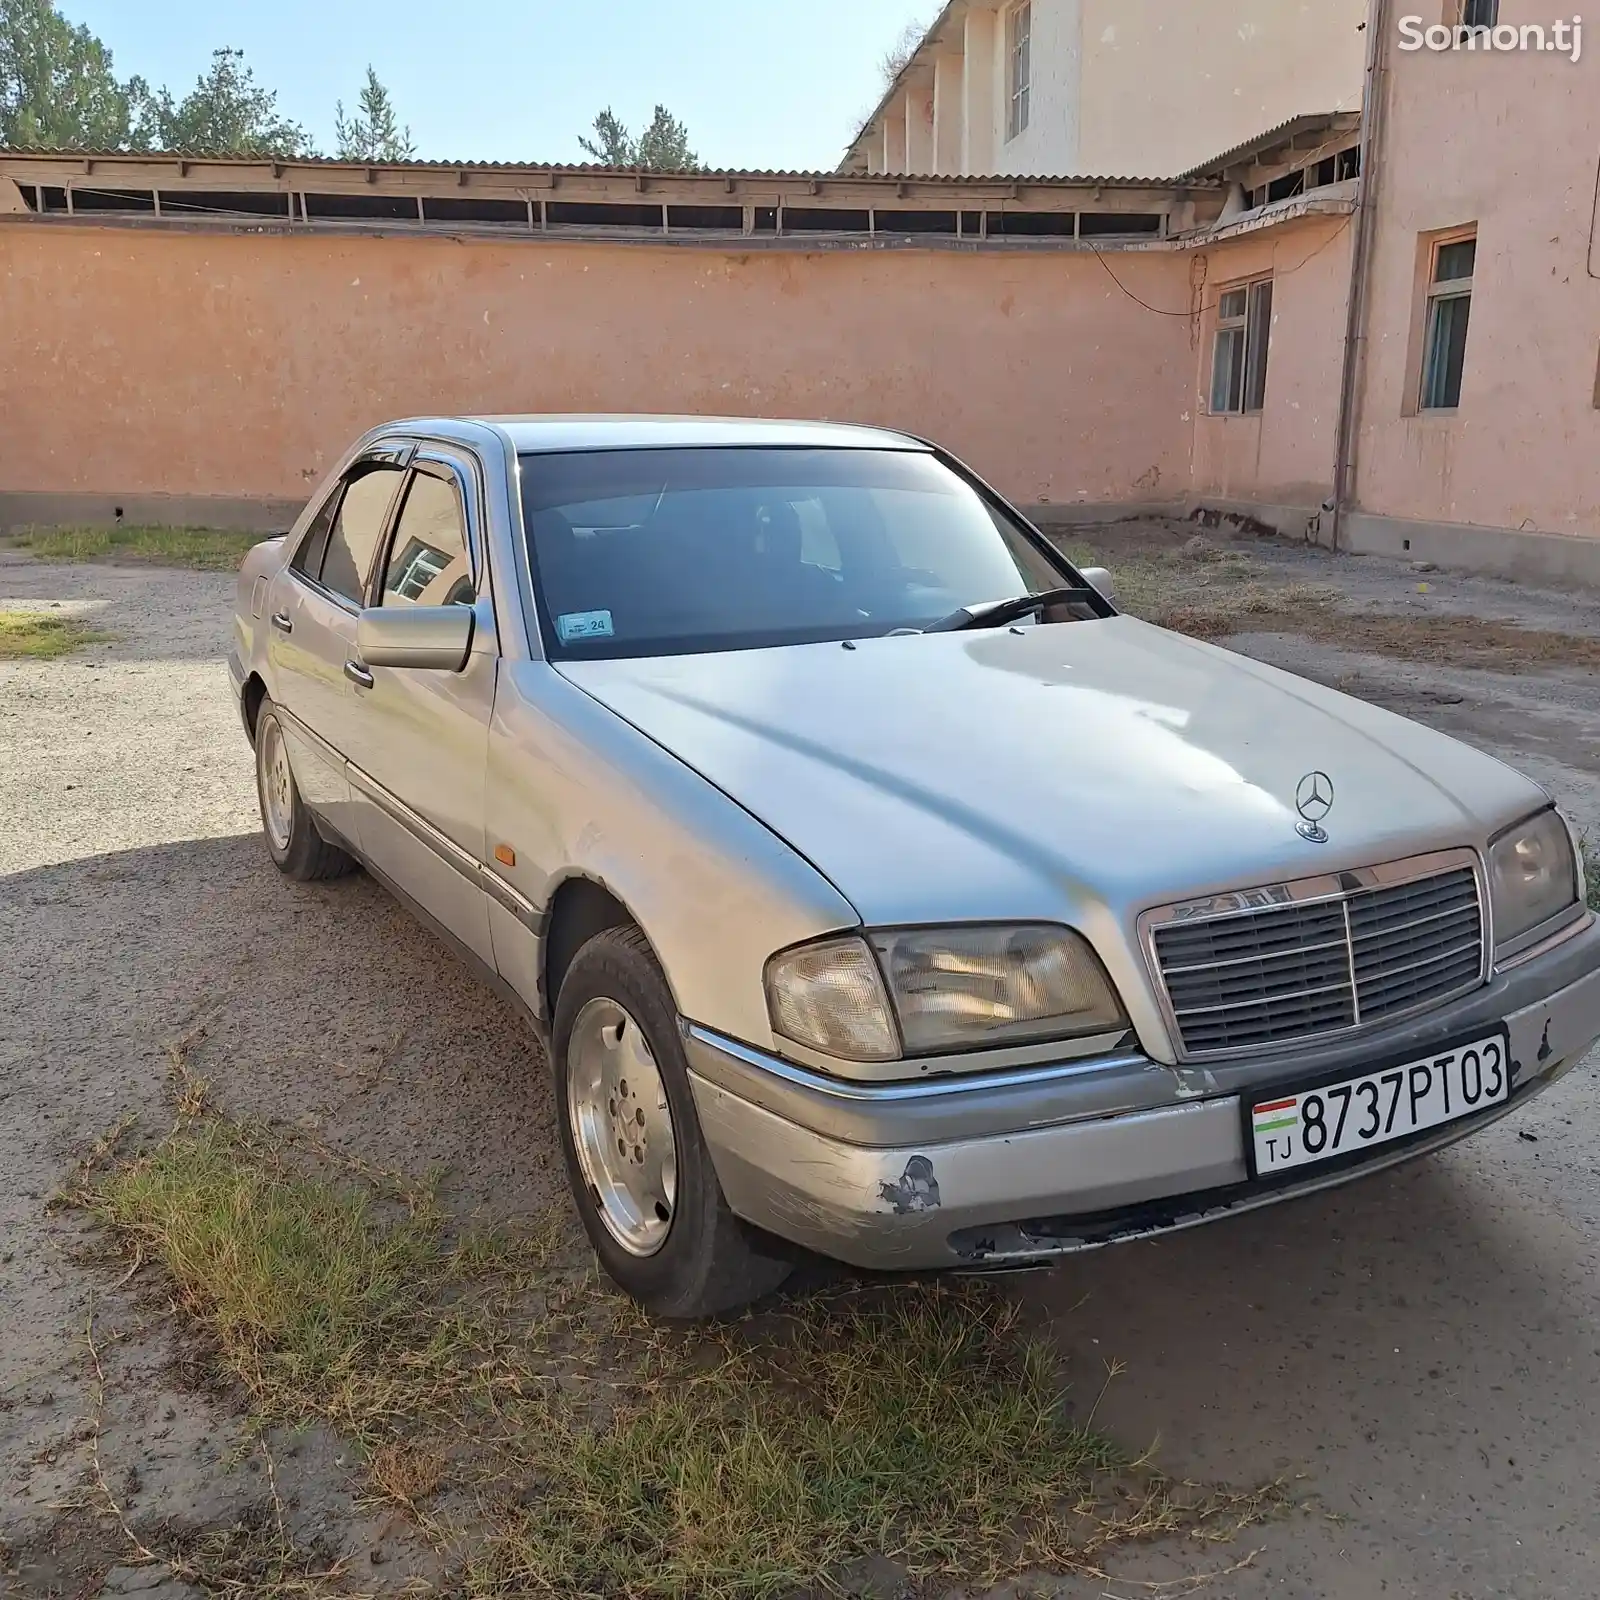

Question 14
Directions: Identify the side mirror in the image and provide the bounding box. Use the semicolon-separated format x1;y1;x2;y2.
356;604;474;671
1079;565;1118;607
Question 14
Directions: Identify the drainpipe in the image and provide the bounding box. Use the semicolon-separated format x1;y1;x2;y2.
1330;0;1393;553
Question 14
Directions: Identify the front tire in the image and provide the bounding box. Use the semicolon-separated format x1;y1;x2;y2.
254;698;357;882
553;925;794;1319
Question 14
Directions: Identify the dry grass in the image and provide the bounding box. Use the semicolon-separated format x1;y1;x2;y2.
1065;536;1341;642
369;1438;447;1509
1066;532;1600;670
4;524;264;570
0;608;111;659
77;1106;1279;1599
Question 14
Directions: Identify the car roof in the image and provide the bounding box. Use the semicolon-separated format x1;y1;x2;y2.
457;414;929;453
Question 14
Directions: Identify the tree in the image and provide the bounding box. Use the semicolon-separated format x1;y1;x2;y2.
578;103;700;171
879;15;931;89
0;0;133;148
579;106;631;166
335;65;413;161
634;104;698;171
131;47;312;157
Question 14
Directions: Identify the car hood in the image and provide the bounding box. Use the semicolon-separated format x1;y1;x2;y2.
558;618;1544;929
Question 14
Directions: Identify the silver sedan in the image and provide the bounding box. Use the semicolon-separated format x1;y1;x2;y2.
230;415;1600;1317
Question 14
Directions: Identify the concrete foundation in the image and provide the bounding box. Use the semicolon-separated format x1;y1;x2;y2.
1043;496;1600;591
1335;510;1600;590
0;492;302;536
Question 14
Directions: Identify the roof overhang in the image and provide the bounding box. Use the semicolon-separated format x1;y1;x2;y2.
842;0;968;172
0;148;1216;205
0;150;1223;249
1179;111;1363;184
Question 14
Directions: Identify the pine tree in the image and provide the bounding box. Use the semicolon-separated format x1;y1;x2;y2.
579;104;700;171
335;65;414;162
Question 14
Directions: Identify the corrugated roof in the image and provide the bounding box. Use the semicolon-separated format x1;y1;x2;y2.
1178;111;1361;181
0;147;1213;190
0;144;875;177
867;169;1210;186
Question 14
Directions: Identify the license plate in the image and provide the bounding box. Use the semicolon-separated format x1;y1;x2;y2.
1250;1030;1509;1176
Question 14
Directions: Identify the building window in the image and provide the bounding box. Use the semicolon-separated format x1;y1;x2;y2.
1420;235;1475;410
1210;279;1273;414
1456;0;1498;27
1006;3;1031;141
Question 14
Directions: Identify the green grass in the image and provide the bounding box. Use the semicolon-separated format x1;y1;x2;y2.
476;1292;1122;1598
4;524;263;571
93;1121;444;1409
80;1111;1275;1599
0;609;112;659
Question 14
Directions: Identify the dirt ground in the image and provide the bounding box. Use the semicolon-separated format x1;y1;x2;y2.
3;521;1599;1600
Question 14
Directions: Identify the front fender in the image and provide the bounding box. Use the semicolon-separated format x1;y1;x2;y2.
486;661;860;1049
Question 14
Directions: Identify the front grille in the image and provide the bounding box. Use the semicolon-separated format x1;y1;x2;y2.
1151;865;1484;1056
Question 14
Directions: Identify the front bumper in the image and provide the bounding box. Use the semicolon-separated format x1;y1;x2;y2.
683;917;1600;1271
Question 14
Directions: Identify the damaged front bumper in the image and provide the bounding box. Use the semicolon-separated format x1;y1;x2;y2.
682;918;1600;1272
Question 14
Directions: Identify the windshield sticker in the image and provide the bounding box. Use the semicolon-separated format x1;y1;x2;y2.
556;609;615;642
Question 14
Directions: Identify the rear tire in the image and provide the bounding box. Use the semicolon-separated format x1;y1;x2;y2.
254;697;357;883
553;925;794;1319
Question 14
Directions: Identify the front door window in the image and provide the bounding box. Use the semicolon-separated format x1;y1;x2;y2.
321;466;405;604
379;470;474;608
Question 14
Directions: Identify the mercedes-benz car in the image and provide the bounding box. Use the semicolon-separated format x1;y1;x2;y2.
229;415;1600;1318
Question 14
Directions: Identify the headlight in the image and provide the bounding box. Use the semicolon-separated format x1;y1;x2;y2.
765;925;1125;1061
764;936;900;1061
1489;808;1581;956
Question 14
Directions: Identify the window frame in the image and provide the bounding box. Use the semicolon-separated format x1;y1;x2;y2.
1005;2;1031;143
1418;230;1476;413
373;455;481;611
1209;276;1274;416
1454;0;1498;30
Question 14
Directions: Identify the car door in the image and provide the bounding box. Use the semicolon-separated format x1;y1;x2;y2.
265;453;409;848
339;452;497;967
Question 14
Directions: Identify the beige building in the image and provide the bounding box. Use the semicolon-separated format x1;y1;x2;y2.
1;1;1598;583
1346;1;1600;563
843;0;1369;179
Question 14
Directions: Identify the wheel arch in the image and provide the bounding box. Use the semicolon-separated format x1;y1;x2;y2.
242;672;269;744
540;875;665;1024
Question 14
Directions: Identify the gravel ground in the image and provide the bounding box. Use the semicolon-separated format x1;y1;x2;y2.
2;534;1598;1599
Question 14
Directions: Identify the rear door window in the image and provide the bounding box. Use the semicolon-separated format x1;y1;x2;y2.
290;490;340;580
320;466;405;604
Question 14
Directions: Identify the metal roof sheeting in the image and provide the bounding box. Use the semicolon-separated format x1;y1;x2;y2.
1178;111;1361;181
0;147;1211;191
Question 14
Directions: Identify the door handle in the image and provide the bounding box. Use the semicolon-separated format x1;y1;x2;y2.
343;659;375;689
269;611;293;635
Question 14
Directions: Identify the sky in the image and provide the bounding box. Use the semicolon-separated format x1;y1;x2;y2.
67;0;933;171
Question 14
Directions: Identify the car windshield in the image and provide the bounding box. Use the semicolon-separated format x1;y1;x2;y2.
517;446;1073;660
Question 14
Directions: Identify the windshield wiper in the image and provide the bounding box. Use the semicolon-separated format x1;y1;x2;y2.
922;585;1102;634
